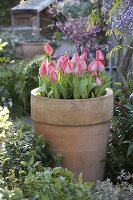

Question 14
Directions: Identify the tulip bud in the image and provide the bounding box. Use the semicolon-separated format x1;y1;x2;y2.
63;60;73;74
39;60;47;76
80;60;87;71
97;60;105;72
44;43;53;55
96;77;103;86
47;61;55;76
71;53;80;64
73;63;82;74
50;71;58;82
80;51;87;61
96;50;104;60
88;61;97;72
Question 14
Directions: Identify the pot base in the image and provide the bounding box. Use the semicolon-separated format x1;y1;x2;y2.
34;121;110;182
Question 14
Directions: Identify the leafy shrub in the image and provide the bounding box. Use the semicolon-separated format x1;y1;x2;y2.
0;106;12;140
105;94;133;183
0;56;42;117
57;0;93;18
0;107;56;189
24;167;95;200
95;179;133;200
0;180;24;200
0;31;22;59
0;0;19;25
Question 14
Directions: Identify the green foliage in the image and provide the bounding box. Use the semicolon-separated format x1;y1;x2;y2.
0;106;12;140
0;39;7;51
108;0;123;23
58;0;93;18
0;107;56;189
95;179;133;199
107;45;125;58
38;72;111;99
89;9;103;27
0;181;24;200
0;0;19;25
0;32;22;59
0;56;42;118
24;168;94;200
105;92;133;183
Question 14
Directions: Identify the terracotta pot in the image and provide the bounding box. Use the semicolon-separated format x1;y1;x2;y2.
31;88;113;181
21;42;44;59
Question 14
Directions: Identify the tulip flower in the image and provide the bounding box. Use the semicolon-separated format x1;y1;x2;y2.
96;77;103;86
50;71;58;82
56;55;69;71
39;60;47;76
88;61;97;72
73;62;82;74
87;59;105;73
80;60;87;71
80;51;87;61
47;61;55;76
86;50;105;73
97;60;105;72
44;43;53;55
63;60;73;74
71;53;80;64
96;50;104;60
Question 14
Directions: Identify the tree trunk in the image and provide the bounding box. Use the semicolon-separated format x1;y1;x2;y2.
122;39;133;79
115;39;130;97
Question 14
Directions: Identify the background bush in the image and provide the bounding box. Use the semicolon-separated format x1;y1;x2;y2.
0;56;42;118
105;90;133;184
0;0;19;25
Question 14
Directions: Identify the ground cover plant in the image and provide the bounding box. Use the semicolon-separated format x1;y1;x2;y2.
0;106;56;189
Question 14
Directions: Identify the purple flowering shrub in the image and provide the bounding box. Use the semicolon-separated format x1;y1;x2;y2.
56;16;104;53
48;0;107;54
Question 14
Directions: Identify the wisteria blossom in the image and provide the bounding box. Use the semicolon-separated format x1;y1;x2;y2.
102;0;133;34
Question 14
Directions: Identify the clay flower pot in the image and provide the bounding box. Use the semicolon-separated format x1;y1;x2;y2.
21;42;44;59
31;88;113;181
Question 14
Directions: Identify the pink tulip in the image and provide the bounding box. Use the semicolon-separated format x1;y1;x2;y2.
56;57;64;71
96;50;104;60
87;59;105;73
50;71;58;82
80;60;87;71
88;61;97;72
71;53;80;64
97;60;105;72
47;61;55;76
39;60;47;76
44;43;53;55
48;61;55;68
63;60;73;74
73;62;82;74
96;77;103;86
80;51;87;61
56;55;69;71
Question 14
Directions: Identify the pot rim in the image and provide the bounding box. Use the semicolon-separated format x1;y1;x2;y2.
31;87;113;102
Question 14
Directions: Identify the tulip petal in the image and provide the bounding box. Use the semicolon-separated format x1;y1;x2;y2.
44;43;53;55
96;50;104;60
71;53;80;64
